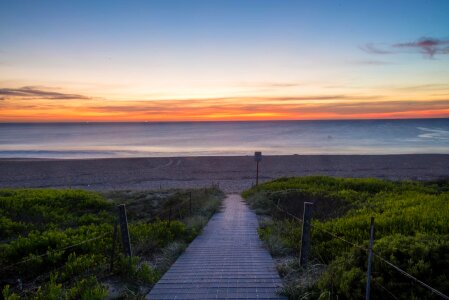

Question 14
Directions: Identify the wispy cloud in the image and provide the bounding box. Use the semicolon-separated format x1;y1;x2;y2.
3;94;447;121
248;82;302;88
394;84;449;91
361;37;449;58
393;37;449;58
234;81;303;90
299;99;449;115
359;43;392;55
167;94;380;104
0;86;90;100
64;98;449;121
352;60;392;66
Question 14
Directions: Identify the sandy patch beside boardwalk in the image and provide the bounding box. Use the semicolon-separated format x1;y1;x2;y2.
1;154;448;192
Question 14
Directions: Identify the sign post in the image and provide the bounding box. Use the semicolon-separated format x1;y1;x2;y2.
254;151;262;186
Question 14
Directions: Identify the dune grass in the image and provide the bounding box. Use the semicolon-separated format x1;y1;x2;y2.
243;176;449;300
1;187;223;299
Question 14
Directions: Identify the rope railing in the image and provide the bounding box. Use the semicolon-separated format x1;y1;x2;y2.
2;233;109;271
5;191;198;270
373;254;449;300
272;199;449;299
2;189;218;299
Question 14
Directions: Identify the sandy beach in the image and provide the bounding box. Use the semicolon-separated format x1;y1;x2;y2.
1;154;448;192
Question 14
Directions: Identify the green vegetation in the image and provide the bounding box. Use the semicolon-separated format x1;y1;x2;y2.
243;176;449;300
1;187;223;299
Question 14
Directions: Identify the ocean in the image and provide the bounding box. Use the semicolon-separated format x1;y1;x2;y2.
0;119;448;159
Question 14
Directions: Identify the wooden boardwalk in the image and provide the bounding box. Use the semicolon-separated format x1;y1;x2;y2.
147;194;286;300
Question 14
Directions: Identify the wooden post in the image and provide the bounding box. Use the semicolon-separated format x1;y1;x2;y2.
110;220;118;272
118;204;132;257
189;192;192;215
365;217;375;300
299;202;313;267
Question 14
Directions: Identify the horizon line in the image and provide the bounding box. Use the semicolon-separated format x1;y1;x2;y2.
0;116;448;124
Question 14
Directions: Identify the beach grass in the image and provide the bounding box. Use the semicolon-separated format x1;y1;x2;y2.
1;187;224;299
243;176;449;299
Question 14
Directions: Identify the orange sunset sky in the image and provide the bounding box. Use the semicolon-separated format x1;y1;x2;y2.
1;1;449;122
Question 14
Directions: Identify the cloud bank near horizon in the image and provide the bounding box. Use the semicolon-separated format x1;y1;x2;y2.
1;85;448;122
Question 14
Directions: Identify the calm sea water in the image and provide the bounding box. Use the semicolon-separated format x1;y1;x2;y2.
0;119;448;158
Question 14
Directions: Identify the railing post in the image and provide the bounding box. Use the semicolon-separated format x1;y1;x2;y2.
109;220;118;271
118;204;132;257
365;217;375;300
299;202;313;267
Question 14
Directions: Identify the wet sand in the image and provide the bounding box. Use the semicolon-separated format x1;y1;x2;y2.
0;154;448;192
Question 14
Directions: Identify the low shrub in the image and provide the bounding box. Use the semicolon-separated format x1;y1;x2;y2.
0;187;224;299
244;176;449;299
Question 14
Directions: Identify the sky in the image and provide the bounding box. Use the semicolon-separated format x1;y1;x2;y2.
1;0;449;122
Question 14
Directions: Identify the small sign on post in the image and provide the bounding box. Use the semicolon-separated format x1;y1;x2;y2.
254;151;262;186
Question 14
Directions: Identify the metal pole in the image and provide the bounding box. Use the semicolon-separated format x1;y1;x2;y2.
299;202;313;267
365;216;375;300
118;204;132;257
256;161;259;186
